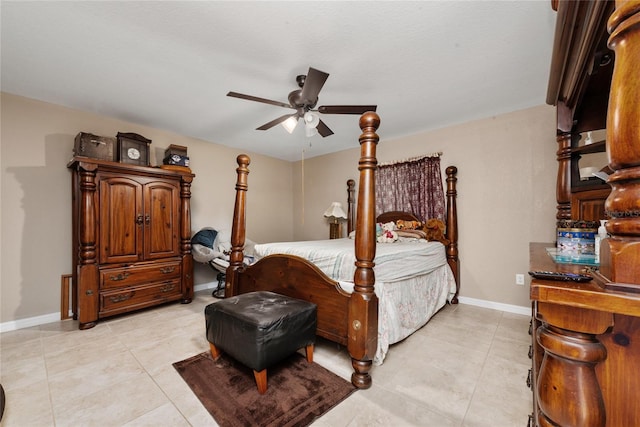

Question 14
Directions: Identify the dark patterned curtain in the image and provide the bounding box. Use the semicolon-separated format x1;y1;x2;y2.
375;155;445;222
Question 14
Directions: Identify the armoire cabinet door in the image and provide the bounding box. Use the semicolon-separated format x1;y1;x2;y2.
99;176;144;264
144;180;180;260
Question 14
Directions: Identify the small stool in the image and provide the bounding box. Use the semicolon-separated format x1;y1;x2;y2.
204;291;317;394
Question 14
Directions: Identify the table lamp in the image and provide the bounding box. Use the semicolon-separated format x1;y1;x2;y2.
323;202;347;239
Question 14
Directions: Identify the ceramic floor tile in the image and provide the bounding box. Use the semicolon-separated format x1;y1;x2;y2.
0;379;54;426
52;372;169;427
121;402;190;427
44;333;129;376
47;349;145;407
0;352;47;391
0;326;41;347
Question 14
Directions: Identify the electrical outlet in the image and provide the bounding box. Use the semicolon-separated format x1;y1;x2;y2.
516;274;525;285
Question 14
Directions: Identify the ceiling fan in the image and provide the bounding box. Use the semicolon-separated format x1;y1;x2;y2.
227;67;377;137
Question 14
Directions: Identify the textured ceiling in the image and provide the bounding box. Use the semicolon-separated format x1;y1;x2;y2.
1;1;556;161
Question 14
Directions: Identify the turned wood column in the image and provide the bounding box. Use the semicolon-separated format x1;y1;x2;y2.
445;166;460;302
536;325;607;427
77;162;99;329
349;112;380;389
600;0;640;285
227;154;250;297
180;175;194;303
555;132;572;222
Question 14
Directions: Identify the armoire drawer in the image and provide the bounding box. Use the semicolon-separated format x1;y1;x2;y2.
100;261;181;289
99;280;182;315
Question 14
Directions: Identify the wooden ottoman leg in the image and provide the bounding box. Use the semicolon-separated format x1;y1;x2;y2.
305;344;314;363
254;369;267;394
209;342;222;361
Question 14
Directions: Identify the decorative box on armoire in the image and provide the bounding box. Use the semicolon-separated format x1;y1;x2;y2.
68;157;195;330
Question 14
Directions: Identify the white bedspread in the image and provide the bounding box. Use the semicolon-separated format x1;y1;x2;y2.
254;237;456;364
254;238;447;283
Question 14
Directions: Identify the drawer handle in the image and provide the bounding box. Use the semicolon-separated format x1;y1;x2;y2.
160;283;175;293
160;266;176;274
109;272;130;281
109;293;132;303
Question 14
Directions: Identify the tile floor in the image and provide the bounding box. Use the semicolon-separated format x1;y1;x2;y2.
0;290;533;426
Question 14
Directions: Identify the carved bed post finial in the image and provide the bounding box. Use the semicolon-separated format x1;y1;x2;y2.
227;154;250;297
349;111;380;389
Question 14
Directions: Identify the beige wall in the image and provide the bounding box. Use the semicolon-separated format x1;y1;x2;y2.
0;93;293;324
293;105;558;308
1;93;557;325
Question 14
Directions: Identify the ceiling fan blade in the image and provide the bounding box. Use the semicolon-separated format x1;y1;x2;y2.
316;119;334;137
300;67;329;104
317;105;377;114
256;113;298;130
227;91;293;109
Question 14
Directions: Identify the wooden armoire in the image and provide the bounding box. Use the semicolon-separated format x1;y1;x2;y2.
68;158;195;330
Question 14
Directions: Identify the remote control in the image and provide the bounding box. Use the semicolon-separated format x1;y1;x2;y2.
528;271;593;282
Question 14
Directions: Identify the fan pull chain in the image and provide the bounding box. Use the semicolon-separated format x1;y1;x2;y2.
301;148;305;225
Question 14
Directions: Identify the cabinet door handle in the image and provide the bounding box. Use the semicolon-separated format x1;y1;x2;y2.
526;369;532;389
145;214;150;225
528;345;533;359
136;214;144;225
109;272;130;281
160;266;175;274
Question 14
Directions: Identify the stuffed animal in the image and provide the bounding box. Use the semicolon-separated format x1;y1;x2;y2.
424;218;450;245
395;219;423;230
377;221;398;243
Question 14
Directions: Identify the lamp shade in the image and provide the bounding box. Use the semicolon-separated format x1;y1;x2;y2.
323;202;347;219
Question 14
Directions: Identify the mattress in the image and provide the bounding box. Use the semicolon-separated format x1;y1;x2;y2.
254;237;447;283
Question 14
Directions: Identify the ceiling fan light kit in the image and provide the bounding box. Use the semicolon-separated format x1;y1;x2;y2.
227;67;377;138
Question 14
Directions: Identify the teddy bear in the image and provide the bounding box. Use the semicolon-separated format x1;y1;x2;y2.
395;219;423;230
424;218;450;245
377;221;398;243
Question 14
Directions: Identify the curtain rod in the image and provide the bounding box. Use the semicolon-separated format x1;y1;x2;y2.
378;152;442;167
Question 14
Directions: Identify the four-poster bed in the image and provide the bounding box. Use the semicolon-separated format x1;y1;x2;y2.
224;112;459;388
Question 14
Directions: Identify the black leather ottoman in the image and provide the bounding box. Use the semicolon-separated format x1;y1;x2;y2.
205;291;317;394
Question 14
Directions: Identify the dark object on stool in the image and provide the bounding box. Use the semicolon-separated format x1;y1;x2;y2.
205;291;317;394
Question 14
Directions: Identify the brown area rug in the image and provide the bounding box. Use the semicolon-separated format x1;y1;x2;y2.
173;351;357;427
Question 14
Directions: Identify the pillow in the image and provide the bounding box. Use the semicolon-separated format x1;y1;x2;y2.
396;229;427;239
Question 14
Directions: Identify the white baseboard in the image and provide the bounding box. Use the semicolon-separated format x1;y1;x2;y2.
0;312;62;333
457;296;530;316
194;281;218;293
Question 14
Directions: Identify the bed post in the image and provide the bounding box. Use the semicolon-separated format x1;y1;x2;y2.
346;179;356;235
226;154;250;297
445;166;460;303
349;111;380;389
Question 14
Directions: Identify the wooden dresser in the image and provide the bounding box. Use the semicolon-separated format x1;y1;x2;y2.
69;158;195;329
531;1;640;426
